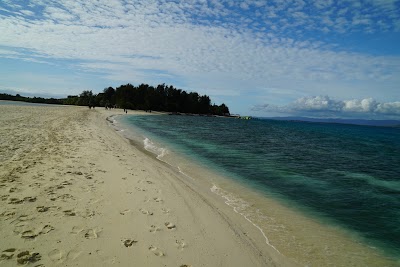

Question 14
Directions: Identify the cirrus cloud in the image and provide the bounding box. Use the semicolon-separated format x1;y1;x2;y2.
0;0;399;117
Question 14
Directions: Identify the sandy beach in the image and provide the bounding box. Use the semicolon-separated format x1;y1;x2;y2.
0;104;293;266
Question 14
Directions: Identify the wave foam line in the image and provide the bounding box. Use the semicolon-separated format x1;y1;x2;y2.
107;115;128;135
177;166;195;180
142;137;278;252
210;184;280;254
107;115;118;124
142;138;195;182
143;137;168;160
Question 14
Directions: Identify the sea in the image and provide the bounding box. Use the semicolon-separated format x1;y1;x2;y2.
116;114;400;266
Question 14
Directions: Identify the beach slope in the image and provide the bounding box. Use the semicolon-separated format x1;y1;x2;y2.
0;105;292;266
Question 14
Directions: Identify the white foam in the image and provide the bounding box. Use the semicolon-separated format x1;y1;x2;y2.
108;115;117;124
210;184;280;253
143;138;168;160
177;166;195;180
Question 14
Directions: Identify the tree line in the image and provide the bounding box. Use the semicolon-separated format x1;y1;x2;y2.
0;93;63;105
0;83;230;116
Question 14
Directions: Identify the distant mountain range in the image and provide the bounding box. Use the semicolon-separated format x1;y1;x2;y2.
263;117;400;127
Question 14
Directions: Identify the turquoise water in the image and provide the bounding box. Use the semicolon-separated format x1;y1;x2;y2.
122;115;400;259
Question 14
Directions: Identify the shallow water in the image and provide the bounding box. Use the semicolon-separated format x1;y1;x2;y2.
119;114;400;265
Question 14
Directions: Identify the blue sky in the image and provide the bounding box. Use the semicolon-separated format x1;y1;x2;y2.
1;0;400;118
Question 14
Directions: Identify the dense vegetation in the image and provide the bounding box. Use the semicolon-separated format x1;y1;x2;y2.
0;93;63;105
0;83;230;116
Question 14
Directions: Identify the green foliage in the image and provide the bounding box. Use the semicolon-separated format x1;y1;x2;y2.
77;90;94;106
0;83;231;116
0;93;63;105
63;95;79;105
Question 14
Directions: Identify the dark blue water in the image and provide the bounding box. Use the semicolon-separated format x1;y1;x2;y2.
123;115;400;258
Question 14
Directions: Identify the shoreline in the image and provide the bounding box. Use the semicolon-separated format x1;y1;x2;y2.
0;103;397;266
110;114;281;253
105;110;294;264
0;104;291;266
113;109;399;266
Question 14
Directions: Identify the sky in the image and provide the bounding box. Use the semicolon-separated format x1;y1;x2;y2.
1;0;400;119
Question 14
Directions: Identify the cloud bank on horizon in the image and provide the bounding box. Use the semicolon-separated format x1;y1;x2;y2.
0;0;400;118
252;96;400;119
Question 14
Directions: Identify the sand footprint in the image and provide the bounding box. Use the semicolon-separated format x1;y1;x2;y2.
63;210;76;216
36;206;49;212
71;226;84;235
176;239;186;250
67;249;81;261
153;197;163;203
39;224;55;235
29;182;42;188
47;191;56;197
139;208;153;215
13;221;28;235
84;228;100;239
0;210;16;220
81;209;96;219
8;198;24;204
23;196;37;202
1;248;16;260
8;187;19;193
11;215;35;223
135;187;146;192
148;245;165;257
48;249;65;263
61;180;73;186
120;209;131;215
165;222;176;230
123;239;138;247
13;215;34;222
17;251;41;265
149;225;162;233
161;208;170;214
21;230;37;239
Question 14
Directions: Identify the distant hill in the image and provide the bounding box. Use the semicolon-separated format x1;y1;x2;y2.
263;116;400;127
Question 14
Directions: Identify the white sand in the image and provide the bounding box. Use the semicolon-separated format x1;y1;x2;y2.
0;105;293;266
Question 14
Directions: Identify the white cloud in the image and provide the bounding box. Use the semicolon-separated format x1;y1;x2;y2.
252;96;400;118
19;10;35;16
240;3;249;10
376;101;400;115
293;96;343;111
343;98;377;112
0;48;22;57
0;0;399;116
44;7;75;21
4;10;396;85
